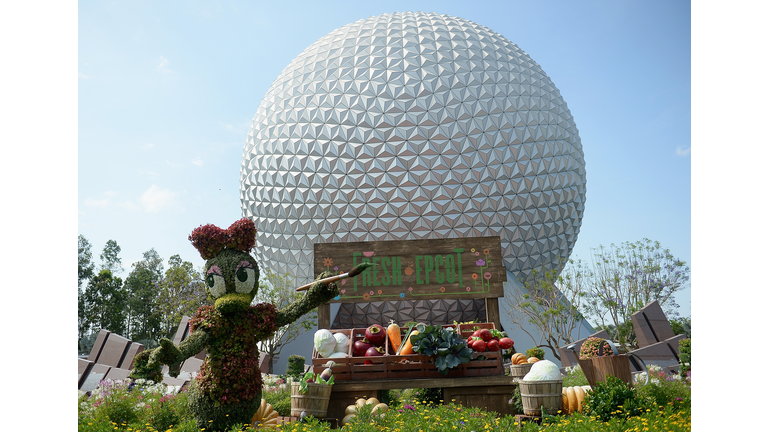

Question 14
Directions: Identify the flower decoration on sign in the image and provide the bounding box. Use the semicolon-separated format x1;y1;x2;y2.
472;246;493;294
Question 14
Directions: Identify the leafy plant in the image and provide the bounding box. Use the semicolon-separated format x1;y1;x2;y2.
525;347;545;359
286;354;306;380
409;324;473;375
509;386;523;414
678;338;690;378
579;337;614;360
263;388;291;417
298;370;334;394
582;375;647;422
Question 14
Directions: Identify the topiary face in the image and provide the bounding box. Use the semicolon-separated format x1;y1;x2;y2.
204;249;260;315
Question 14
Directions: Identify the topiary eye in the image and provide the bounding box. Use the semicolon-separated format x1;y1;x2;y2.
235;261;255;294
206;266;226;298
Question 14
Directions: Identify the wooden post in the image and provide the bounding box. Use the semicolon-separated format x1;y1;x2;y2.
318;303;331;329
485;297;501;330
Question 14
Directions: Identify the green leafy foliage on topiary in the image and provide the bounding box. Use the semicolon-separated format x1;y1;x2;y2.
129;218;341;431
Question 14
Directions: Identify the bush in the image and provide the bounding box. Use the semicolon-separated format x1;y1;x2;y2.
525;347;545;359
678;338;691;378
582;375;648;422
286;354;306;380
263;388;292;417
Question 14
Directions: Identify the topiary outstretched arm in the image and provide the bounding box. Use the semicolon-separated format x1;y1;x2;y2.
131;329;211;380
275;270;338;327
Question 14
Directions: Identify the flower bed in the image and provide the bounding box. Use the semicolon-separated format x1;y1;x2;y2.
79;363;691;431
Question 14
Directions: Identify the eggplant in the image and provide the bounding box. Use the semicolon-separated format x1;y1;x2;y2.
365;346;385;357
353;339;373;357
319;367;333;382
365;324;386;347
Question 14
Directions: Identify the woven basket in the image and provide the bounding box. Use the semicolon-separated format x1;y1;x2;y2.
508;362;533;380
291;382;332;418
518;379;563;416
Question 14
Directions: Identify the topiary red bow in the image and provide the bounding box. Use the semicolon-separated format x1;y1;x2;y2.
189;218;257;260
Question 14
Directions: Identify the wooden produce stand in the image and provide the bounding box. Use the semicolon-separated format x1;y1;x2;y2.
310;237;517;422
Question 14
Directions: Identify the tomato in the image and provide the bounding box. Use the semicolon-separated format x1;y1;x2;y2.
486;339;500;351
473;340;487;352
499;337;513;350
478;329;492;341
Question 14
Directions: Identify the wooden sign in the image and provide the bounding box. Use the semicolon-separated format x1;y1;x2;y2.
314;236;507;303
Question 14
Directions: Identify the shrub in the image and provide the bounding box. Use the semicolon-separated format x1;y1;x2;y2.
582;375;647;422
525;347;545;359
579;337;614;360
678;338;691;378
286;354;306;380
409;387;443;406
263;388;292;417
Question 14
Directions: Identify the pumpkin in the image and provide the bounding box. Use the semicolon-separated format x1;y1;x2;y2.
527;356;540;364
512;353;528;365
561;385;591;414
251;399;280;429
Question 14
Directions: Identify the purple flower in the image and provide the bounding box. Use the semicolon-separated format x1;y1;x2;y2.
404;404;415;411
476;259;486;266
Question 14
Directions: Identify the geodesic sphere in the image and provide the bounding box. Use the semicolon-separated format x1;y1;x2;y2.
240;11;586;284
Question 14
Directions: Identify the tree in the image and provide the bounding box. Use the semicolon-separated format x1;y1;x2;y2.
502;258;590;361
125;267;162;346
254;269;316;373
78;235;96;289
156;255;208;338
79;235;97;346
581;238;690;348
83;269;128;336
100;239;124;275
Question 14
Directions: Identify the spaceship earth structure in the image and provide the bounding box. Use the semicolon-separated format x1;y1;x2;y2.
240;11;586;288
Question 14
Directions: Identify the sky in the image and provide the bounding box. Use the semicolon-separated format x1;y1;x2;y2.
3;0;767;426
75;0;692;319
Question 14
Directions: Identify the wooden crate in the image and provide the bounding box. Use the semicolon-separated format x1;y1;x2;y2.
311;329;353;381
458;322;495;339
348;328;389;380
461;351;504;376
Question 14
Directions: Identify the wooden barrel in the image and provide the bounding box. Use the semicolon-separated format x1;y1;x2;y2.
291;382;332;418
518;380;563;416
508;363;532;380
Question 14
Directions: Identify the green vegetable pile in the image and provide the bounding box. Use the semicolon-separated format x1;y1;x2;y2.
409;324;473;375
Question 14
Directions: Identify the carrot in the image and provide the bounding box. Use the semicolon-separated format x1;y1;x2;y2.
387;320;401;354
398;329;419;355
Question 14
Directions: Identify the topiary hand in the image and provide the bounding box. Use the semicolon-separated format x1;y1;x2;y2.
129;350;163;383
151;337;184;378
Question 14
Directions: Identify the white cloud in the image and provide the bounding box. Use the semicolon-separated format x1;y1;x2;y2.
139;185;180;213
84;198;110;207
192;157;203;167
139;142;154;149
676;146;691;156
158;56;172;74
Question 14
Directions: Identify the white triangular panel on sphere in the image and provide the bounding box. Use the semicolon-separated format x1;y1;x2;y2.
240;11;587;371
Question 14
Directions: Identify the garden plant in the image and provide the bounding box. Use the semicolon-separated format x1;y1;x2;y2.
79;360;690;432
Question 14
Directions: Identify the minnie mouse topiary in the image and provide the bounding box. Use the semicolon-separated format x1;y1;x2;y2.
130;218;343;431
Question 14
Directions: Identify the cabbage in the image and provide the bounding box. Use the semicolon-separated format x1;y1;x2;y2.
333;332;350;353
329;352;348;358
522;360;562;381
314;329;337;358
